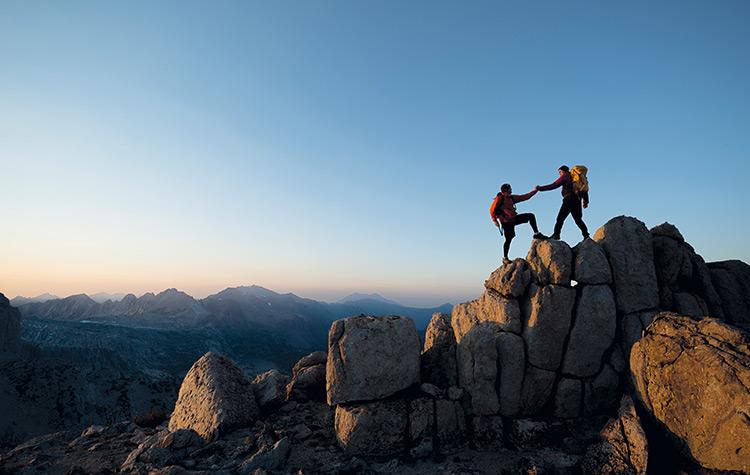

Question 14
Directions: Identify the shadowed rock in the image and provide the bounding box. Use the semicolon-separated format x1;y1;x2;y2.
456;325;499;415
594;216;659;314
168;352;258;441
334;399;408;459
651;222;723;319
562;285;617;378
421;312;458;388
496;332;525;416
708;260;750;328
581;395;648;475
326;316;420;405
0;293;21;354
522;284;576;371
630;313;750;472
252;369;289;412
572;238;612;285
287;351;326;402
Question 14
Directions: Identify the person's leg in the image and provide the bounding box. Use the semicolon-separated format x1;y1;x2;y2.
502;223;516;259
514;213;539;233
570;199;589;238
552;201;571;238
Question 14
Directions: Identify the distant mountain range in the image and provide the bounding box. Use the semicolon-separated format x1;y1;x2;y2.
13;285;453;378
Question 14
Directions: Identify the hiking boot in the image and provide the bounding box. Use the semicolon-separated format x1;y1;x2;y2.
503;257;512;266
533;232;548;240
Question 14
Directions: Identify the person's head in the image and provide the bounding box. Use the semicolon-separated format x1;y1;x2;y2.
500;183;512;194
558;165;569;176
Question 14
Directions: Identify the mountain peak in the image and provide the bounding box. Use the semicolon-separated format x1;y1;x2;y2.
338;293;400;305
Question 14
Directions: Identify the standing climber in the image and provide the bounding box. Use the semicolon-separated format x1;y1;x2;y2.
536;165;590;240
490;183;547;265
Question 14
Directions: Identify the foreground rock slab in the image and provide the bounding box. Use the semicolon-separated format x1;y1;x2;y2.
581;396;648;475
327;316;420;406
630;313;750;472
168;352;258;441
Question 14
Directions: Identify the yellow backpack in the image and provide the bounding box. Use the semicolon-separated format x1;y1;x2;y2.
571;165;589;193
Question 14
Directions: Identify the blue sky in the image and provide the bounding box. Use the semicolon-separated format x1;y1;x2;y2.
1;1;748;306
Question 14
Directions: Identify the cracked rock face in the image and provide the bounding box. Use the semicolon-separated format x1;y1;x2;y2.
326;316;420;406
708;260;750;328
526;239;573;286
651;222;723;319
594;216;659;314
562;285;617;378
485;258;532;298
168;352;258;441
334;399;408;459
630;313;750;472
522;284;576;371
421;312;458;388
581;395;648;475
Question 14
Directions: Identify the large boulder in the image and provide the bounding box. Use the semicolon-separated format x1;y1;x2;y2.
326;316;420;405
485;259;532;298
522;284;576;371
572;239;612;285
581;396;648;475
526;239;573;285
630;313;750;472
562;285;617;378
0;293;21;353
451;291;522;341
252;369;290;412
456;325;499;415
287;351;326;402
168;352;258;441
593;216;659;314
334;399;408;459
421;312;458;388
708;260;750;328
496;332;525;416
519;365;556;415
651;223;723;318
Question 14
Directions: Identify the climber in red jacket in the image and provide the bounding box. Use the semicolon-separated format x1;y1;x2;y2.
490;183;547;264
536;165;590;240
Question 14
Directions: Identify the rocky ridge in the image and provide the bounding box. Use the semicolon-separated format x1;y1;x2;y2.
2;216;750;474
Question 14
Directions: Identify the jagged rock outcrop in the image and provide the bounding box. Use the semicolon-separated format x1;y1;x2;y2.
594;216;659;314
0;294;21;354
581;396;648;475
708;259;750;328
421;312;457;388
651;222;723;318
630;313;750;472
252;369;289;412
573;239;612;285
522;284;576;371
562;285;617;378
286;351;326;402
326;316;420;405
485;258;532;298
168;352;258;441
526;239;573;285
334;399;407;459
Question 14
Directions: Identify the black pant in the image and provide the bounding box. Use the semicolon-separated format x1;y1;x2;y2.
502;213;539;258
553;197;589;238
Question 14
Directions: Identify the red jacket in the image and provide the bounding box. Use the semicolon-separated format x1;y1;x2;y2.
490;190;537;225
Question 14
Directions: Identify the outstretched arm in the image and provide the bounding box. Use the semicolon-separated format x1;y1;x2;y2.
512;189;538;203
537;175;566;192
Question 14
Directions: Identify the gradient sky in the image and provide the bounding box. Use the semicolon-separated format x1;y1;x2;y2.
1;1;749;306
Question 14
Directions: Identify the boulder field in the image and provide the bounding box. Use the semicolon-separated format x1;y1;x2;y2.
1;216;750;474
